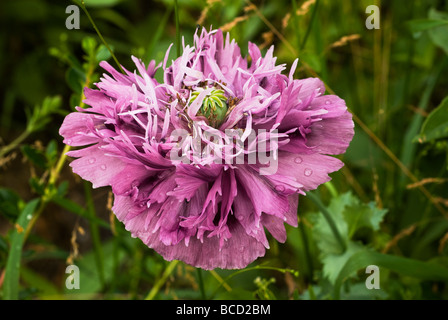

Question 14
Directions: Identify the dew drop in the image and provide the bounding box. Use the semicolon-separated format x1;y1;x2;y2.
275;185;285;192
304;168;313;177
66;139;72;145
222;66;228;74
88;157;96;164
239;246;245;252
236;214;244;221
294;156;303;164
100;164;107;170
325;100;331;105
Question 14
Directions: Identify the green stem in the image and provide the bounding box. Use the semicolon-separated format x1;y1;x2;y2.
174;0;181;58
210;265;298;299
196;268;206;299
84;181;105;287
145;260;179;300
76;0;125;74
298;217;314;279
324;181;338;198
290;0;301;52
0;130;30;159
306;191;347;253
300;0;320;51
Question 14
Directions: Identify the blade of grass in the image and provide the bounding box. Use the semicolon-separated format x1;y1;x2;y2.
196;268;206;299
300;0;320;50
399;59;446;187
83;181;105;288
174;0;181;58
290;0;301;51
334;250;448;299
147;4;173;62
3;199;40;300
145;260;179;300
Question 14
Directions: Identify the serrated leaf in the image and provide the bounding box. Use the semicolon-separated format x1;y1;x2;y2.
310;192;387;284
321;241;364;284
344;202;387;238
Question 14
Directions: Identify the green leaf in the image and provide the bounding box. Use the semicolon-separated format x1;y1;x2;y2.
21;145;47;169
45;140;58;167
310;192;351;256
83;0;122;8
81;37;97;56
407;19;448;34
321;241;364;284
418;96;448;142
310;192;387;283
66;68;85;95
0;188;22;221
428;8;448;55
334;250;448;299
21;267;61;298
343;201;388;238
95;44;112;62
3;199;40;300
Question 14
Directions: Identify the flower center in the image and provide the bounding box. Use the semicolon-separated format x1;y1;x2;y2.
190;88;228;127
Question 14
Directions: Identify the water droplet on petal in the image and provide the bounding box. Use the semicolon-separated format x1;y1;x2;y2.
88;157;96;164
275;185;285;192
294;156;303;164
304;168;313;177
239;246;245;252
325;100;331;105
100;164;107;170
222;66;228;74
236;214;244;221
66;139;72;145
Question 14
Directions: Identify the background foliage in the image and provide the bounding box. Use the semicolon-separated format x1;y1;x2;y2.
1;0;448;300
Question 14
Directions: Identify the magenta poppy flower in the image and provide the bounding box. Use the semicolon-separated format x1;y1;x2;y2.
59;28;354;270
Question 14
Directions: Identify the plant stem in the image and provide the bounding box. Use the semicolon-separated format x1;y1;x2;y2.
300;0;320;51
210;265;298;299
324;181;338;198
306;191;347;253
76;0;125;74
0;130;30;159
290;0;301;52
174;0;181;58
196;268;206;299
84;181;105;286
145;260;179;300
298;217;314;278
